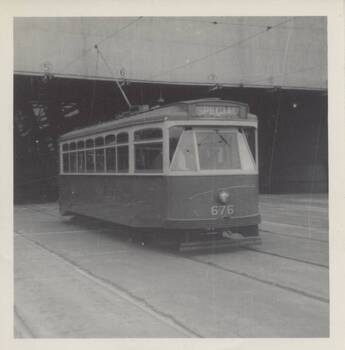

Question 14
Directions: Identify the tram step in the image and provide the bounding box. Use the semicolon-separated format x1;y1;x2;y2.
179;236;262;252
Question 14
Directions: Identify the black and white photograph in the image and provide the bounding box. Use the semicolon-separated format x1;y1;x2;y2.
2;0;344;347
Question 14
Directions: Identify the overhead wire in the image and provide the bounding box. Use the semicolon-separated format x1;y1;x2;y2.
59;17;142;75
155;16;284;29
52;16;324;91
147;18;292;81
38;16;325;89
242;65;324;86
70;18;143;109
164;16;324;31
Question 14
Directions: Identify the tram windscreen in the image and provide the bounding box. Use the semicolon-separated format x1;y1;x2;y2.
170;127;256;171
196;130;241;170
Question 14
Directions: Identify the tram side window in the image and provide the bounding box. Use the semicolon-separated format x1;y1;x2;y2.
105;134;116;172
77;140;85;172
86;138;95;172
95;149;105;172
86;150;95;172
117;146;129;172
134;128;163;173
117;132;129;173
106;148;116;172
70;142;77;172
95;136;105;172
135;143;163;172
70;152;77;172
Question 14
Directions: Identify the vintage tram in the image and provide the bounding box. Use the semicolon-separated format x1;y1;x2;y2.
58;98;261;250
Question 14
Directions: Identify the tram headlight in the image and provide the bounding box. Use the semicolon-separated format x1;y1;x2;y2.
218;190;230;204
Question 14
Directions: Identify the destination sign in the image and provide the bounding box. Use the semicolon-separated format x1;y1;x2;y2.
193;104;246;119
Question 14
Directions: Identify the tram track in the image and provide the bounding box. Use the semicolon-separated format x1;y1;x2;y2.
245;245;328;269
21;204;329;267
259;228;328;243
14;230;202;338
15;205;329;305
14;305;36;338
178;254;329;303
154;243;329;303
19;204;329;243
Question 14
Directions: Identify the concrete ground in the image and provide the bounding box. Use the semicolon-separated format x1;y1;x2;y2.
14;194;329;338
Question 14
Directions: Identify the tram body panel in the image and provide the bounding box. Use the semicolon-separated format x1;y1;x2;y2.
59;174;259;231
165;174;260;230
59;175;167;227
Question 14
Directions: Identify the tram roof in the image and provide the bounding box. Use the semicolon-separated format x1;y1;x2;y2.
59;98;257;141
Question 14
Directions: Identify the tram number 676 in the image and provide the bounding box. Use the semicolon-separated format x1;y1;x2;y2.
211;205;234;216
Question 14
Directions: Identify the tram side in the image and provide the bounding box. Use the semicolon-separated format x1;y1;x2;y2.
59;123;169;228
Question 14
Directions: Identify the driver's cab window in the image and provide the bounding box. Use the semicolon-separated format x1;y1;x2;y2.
170;128;197;171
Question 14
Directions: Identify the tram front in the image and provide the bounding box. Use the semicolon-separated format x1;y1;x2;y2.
164;101;261;248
